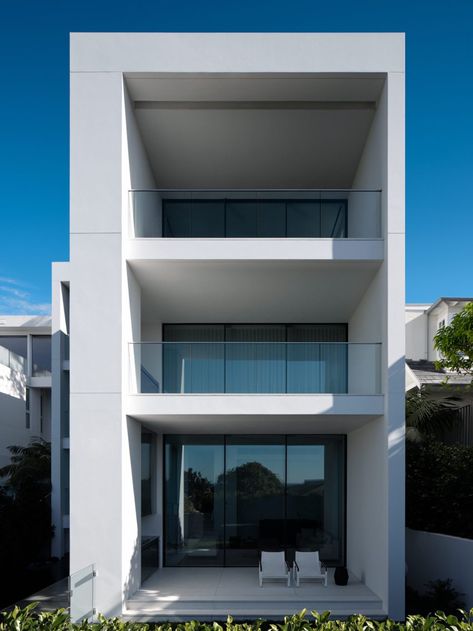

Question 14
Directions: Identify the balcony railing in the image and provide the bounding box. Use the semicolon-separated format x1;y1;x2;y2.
130;189;382;239
130;342;381;395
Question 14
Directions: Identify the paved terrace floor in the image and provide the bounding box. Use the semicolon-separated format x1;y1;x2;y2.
126;567;385;620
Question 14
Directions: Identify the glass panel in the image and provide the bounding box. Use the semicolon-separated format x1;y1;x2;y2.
226;201;258;237
32;335;51;376
0;335;27;372
141;536;159;583
287;201;320;237
287;343;347;393
163;201;191;237
225;436;285;566
287;326;347;393
69;564;95;623
225;325;286;393
191;201;225;237
164;435;346;567
165;436;224;566
257;201;286;237
321;200;347;237
163;326;225;393
287;436;345;565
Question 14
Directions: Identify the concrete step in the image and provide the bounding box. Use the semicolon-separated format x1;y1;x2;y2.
125;593;385;620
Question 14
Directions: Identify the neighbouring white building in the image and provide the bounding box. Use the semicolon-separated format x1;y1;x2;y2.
52;32;405;620
0;316;52;470
405;297;473;364
405;298;473;444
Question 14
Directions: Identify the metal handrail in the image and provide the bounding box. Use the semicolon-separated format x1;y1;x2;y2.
130;188;382;193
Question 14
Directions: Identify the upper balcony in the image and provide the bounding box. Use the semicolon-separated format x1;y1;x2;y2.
127;189;384;262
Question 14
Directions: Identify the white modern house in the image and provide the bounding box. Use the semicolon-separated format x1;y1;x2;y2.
405;297;473;365
52;32;405;620
0;316;52;471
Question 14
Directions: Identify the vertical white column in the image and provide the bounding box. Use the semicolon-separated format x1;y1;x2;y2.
385;68;406;620
69;69;125;616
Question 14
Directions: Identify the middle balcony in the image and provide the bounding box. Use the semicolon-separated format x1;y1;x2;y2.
127;189;384;262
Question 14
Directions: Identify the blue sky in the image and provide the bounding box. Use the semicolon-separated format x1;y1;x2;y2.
0;0;472;313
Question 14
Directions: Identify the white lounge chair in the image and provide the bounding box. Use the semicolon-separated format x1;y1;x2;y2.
259;551;291;587
293;551;328;587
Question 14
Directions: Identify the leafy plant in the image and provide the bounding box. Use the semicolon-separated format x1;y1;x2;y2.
434;303;473;378
405;389;462;442
3;607;473;631
0;439;54;608
406;440;473;538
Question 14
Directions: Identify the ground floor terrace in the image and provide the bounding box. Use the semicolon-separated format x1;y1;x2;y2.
68;411;404;619
126;567;384;620
130;423;399;619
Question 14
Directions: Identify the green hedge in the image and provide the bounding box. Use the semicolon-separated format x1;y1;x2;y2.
3;606;473;631
406;440;473;539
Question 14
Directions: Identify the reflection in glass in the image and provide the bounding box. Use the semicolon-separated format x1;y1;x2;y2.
286;436;345;565
164;435;346;567
165;436;224;566
225;436;285;566
32;335;51;376
161;197;348;238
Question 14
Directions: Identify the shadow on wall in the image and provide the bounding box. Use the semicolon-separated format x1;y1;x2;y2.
123;416;143;604
0;365;26;400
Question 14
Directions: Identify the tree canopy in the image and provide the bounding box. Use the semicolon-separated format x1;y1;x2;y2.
434;302;473;377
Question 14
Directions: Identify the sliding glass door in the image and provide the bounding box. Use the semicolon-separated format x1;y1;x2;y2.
225;436;285;566
165;436;224;566
164;435;345;567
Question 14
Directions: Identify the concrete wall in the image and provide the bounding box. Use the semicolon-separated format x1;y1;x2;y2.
69;62;156;615
405;308;428;360
350;74;405;619
348;268;383;394
69;68;125;617
406;528;473;608
347;417;387;604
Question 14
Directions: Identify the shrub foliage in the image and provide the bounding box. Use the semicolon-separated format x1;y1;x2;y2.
3;606;473;631
406;440;473;538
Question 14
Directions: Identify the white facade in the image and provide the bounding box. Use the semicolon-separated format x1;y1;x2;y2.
56;33;405;619
0;315;52;470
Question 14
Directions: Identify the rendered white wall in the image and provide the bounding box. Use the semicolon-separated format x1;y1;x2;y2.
406;528;473;608
348;268;383;394
350;74;405;620
347;417;387;609
405;308;428;360
69;69;125;617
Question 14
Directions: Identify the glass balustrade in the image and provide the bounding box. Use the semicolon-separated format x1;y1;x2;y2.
130;342;381;395
130;190;382;239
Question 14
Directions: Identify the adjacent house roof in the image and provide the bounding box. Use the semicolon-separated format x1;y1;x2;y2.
406;359;472;389
425;297;473;314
